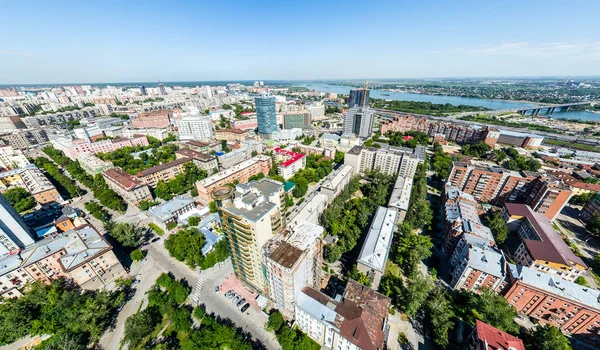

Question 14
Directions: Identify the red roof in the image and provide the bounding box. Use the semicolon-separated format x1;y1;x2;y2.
571;181;600;192
102;167;144;191
274;148;305;167
475;320;525;350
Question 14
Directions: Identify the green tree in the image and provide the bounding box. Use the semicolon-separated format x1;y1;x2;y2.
395;223;433;275
3;187;36;213
164;227;205;267
334;151;345;163
187;216;201;226
266;310;284;332
123;306;162;348
426;288;454;348
107;222;144;247
208;201;217;213
586;214;600;237
459;289;519;334
484;210;509;245
401;272;432;318
523;324;572;350
130;249;144;262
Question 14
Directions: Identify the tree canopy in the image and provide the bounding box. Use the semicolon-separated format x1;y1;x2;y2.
107;222;144;247
165;227;229;269
0;279;125;348
3;187;36;213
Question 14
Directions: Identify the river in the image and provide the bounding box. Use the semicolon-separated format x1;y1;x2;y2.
302;83;599;121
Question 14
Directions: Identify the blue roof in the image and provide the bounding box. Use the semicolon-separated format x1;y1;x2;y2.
201;228;223;255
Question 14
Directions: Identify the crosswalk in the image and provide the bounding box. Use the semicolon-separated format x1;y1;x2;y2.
192;275;207;303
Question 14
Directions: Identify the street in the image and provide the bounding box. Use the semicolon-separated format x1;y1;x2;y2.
99;231;279;349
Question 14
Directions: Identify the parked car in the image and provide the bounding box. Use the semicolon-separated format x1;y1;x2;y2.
232;296;240;304
228;292;237;300
151;237;160;243
215;286;219;293
236;298;246;307
224;289;233;297
240;303;250;312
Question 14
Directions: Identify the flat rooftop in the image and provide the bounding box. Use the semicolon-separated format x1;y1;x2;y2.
357;206;398;273
388;176;413;212
321;164;353;191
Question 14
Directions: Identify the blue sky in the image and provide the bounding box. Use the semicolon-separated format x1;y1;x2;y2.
1;0;599;84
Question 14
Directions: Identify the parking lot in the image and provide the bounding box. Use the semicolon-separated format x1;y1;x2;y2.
218;273;263;313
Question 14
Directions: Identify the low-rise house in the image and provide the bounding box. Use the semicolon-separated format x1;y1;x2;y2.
102;167;152;206
175;148;219;173
274;147;306;180
467;320;525;350
214;128;248;142
76;152;114;175
356;206;398;290
295;280;391;350
136;158;193;187
148;197;197;230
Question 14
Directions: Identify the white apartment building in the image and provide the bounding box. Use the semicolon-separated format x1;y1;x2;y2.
0;146;30;170
320;164;354;203
121;127;171;141
345;145;420;176
218;141;264;169
76;152;114;175
176;115;213;141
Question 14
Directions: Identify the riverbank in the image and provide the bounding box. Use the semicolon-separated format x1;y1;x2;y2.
303;82;600;121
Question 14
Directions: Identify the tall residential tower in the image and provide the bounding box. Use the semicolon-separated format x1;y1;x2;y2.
213;179;285;293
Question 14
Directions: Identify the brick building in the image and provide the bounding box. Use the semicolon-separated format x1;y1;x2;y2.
131;110;172;129
505;265;600;343
503;203;586;282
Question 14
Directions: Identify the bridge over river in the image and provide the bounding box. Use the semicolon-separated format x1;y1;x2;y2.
517;102;593;116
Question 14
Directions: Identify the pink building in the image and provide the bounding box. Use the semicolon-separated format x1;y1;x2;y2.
132;110;173;129
231;118;258;130
52;135;149;160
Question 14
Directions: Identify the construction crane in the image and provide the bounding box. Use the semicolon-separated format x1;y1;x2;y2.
563;76;570;86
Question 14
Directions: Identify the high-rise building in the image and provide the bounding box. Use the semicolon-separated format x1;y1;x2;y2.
342;107;374;138
348;88;370;108
158;83;167;96
140;86;147;96
175;115;213;141
213;179;285;293
255;94;277;136
263;221;323;319
0;193;35;256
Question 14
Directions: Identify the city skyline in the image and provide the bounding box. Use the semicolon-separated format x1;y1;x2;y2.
1;0;600;84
